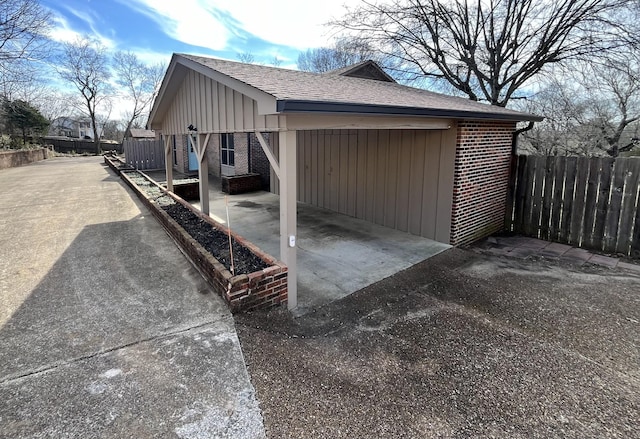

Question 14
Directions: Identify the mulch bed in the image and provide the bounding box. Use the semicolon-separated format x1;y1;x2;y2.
124;171;268;275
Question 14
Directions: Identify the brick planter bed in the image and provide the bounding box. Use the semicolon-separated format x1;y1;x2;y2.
104;155;288;312
172;179;199;200
221;173;263;195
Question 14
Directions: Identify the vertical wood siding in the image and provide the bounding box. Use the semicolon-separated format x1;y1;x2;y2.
292;129;455;242
160;70;282;134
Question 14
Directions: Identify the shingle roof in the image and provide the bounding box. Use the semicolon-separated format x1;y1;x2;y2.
323;60;396;83
128;128;155;138
178;54;541;122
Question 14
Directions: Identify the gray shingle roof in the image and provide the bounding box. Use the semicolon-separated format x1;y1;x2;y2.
176;54;541;121
128;128;155;138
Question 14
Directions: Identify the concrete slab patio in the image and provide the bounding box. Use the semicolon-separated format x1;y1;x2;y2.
0;157;264;438
146;171;451;315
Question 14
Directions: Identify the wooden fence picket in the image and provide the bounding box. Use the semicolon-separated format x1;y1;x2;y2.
123;139;165;170
509;155;640;258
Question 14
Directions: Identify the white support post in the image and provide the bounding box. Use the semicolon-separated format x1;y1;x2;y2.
279;130;297;310
194;134;209;215
163;134;173;192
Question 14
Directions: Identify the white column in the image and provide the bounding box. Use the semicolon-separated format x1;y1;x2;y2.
196;133;209;215
163;134;173;192
279;130;297;310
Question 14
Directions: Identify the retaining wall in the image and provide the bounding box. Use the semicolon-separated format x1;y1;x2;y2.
0;148;49;170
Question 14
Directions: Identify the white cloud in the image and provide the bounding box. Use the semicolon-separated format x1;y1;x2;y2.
48;13;116;49
122;0;230;51
122;0;361;51
215;0;359;49
48;15;84;44
126;48;173;67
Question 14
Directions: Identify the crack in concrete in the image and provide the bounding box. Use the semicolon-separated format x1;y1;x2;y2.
0;320;220;385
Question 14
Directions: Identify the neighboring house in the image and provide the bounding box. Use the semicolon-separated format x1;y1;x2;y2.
48;116;102;139
48;117;76;137
125;128;156;140
148;53;541;307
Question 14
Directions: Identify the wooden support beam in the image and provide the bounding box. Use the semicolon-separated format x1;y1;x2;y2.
279;130;297;310
196;133;209;215
197;133;211;162
255;131;280;178
163;134;173;192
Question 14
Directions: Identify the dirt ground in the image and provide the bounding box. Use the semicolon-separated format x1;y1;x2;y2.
234;248;640;438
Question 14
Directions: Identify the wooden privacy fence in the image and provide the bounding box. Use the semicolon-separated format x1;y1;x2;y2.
123;139;165;170
507;155;640;258
44;137;122;154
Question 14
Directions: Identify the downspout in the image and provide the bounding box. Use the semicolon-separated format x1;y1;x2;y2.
506;121;535;231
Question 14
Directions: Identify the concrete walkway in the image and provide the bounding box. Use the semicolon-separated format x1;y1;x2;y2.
0;157;265;438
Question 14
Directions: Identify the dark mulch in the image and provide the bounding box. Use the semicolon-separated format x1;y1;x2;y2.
124;171;268;275
161;201;268;275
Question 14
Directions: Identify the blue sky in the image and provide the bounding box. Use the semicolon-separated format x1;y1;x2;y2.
40;0;361;68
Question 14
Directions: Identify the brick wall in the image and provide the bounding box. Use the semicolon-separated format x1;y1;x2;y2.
206;135;221;178
248;132;271;189
221;174;263;194
450;121;516;246
234;133;249;174
175;134;188;174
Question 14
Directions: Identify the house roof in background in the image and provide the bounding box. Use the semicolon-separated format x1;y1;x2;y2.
324;60;396;83
128;128;156;138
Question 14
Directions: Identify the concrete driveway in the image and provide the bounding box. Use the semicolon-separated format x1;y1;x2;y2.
235;247;640;438
0;156;264;438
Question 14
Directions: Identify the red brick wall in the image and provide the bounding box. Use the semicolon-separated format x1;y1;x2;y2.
206;134;221;178
249;133;271;189
234;133;249;174
450;121;516;245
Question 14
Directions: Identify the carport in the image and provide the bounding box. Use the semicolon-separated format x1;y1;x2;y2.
202;182;450;314
147;54;541;311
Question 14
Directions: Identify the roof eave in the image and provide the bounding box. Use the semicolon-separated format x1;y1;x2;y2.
148;54;279;130
276;100;543;122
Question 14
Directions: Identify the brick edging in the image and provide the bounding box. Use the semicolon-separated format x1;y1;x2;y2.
104;155;288;312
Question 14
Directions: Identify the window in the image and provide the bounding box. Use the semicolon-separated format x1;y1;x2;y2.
221;133;235;166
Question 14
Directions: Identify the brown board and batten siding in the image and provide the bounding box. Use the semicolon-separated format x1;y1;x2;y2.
272;128;457;243
160;69;283;135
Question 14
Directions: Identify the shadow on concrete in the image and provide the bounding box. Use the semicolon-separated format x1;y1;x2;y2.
0;219;264;438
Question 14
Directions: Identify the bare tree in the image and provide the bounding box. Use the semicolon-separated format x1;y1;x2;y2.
521;54;640;157
0;0;51;96
297;38;381;73
335;0;638;107
237;52;256;64
57;36;111;153
580;56;640;156
113;51;164;141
